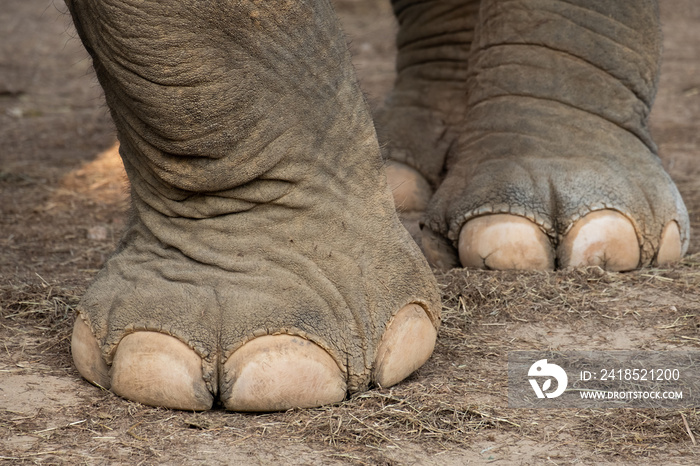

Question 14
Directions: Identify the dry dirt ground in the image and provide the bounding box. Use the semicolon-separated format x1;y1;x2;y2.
1;0;700;464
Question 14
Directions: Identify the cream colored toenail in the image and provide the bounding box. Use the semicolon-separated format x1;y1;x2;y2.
385;161;432;212
373;304;437;388
558;210;640;271
72;317;110;389
110;332;213;411
656;221;682;266
222;335;346;412
458;214;554;270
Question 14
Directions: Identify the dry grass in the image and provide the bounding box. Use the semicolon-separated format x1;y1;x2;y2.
2;261;699;463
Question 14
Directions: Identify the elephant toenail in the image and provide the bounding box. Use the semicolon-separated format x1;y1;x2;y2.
558;210;640;271
373;304;437;388
656;221;682;266
71;317;111;389
221;335;346;412
458;214;554;270
110;332;213;411
385;161;433;212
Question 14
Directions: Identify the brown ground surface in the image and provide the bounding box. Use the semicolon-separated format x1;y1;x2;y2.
1;0;699;464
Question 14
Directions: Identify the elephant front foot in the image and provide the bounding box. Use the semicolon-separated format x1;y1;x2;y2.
68;107;440;412
66;0;440;412
69;159;440;411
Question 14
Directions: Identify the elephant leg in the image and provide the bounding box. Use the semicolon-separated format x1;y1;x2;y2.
67;0;439;411
421;0;689;270
378;0;480;217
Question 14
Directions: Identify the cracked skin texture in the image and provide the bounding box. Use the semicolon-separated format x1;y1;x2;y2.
67;0;689;410
382;0;689;270
66;0;439;411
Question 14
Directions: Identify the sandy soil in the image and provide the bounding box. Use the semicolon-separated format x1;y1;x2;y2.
1;0;699;464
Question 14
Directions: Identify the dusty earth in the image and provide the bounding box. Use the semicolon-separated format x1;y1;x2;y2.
1;0;700;464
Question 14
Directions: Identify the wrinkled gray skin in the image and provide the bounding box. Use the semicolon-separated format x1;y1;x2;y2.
379;0;688;267
65;0;687;408
66;0;441;404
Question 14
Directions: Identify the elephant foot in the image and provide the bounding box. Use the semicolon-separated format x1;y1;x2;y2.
70;155;440;412
420;95;689;271
66;0;440;411
407;0;689;271
73;303;436;411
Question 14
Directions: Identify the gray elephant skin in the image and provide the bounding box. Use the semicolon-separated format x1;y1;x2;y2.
64;0;688;412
